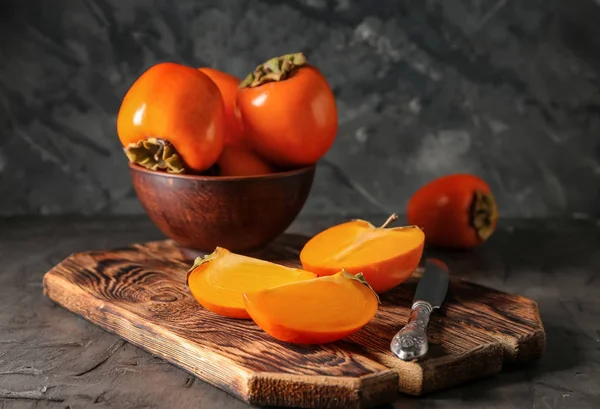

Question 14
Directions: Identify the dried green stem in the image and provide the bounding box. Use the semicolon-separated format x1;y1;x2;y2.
379;213;399;228
185;251;220;287
124;138;186;174
341;269;381;304
239;52;307;88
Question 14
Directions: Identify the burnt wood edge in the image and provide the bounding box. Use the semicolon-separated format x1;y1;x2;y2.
247;372;399;409
42;264;399;409
467;297;546;365
508;301;547;365
418;342;504;395
367;340;504;396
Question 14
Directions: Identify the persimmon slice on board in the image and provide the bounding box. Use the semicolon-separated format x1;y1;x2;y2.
299;214;425;294
243;271;379;344
186;247;316;319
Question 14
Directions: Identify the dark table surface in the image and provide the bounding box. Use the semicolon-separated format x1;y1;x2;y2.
1;215;598;409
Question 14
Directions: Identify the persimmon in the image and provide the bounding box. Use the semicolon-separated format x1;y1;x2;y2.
217;145;275;177
406;174;498;249
117;62;226;173
299;214;425;294
198;67;275;177
197;67;244;146
243;270;379;344
186;247;316;319
235;52;338;168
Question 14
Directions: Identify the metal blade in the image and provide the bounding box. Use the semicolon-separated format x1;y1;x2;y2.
413;259;450;308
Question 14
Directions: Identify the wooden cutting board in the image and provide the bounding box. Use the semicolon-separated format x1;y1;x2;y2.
43;234;545;409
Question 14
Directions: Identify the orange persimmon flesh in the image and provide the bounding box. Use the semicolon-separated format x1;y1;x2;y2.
186;247;316;319
299;215;425;294
243;271;379;344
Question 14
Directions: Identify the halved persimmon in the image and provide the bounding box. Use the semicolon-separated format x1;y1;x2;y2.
186;247;316;319
243;270;379;344
299;214;425;294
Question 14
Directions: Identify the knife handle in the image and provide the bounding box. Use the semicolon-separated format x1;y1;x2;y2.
390;301;433;361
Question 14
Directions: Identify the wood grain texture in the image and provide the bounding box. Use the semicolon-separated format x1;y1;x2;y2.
42;235;546;408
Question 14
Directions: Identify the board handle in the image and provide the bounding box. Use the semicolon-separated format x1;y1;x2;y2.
390;301;432;361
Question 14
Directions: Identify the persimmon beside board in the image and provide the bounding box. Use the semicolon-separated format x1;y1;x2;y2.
43;236;546;409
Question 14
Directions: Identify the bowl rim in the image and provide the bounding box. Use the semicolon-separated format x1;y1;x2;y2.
128;162;316;182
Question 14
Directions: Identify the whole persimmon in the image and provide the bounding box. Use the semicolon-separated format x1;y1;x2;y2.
197;67;244;146
117;62;226;173
235;52;338;168
406;174;499;249
198;66;275;176
217;145;275;177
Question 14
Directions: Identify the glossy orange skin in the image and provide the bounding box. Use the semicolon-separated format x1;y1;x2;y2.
198;67;276;176
197;67;245;146
217;145;275;177
243;307;364;344
235;66;338;168
117;62;226;172
406;174;497;249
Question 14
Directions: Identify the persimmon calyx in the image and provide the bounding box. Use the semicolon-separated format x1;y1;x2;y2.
185;251;221;286
124;138;185;174
340;269;381;304
239;52;307;88
470;190;498;241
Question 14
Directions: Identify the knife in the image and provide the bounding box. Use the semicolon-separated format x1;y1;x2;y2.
390;258;450;361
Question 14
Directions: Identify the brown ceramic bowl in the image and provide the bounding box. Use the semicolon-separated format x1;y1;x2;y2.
129;163;315;257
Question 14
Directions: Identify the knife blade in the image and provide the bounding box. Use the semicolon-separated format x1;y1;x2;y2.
390;258;450;361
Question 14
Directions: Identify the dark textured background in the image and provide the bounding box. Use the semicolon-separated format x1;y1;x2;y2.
1;0;599;217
